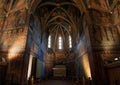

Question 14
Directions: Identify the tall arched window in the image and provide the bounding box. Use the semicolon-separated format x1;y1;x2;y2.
69;35;72;48
58;36;63;49
48;35;51;48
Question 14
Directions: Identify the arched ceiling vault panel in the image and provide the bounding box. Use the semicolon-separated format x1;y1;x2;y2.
38;6;78;35
31;0;85;15
38;2;81;11
41;7;60;27
46;15;73;28
48;24;58;33
47;21;71;36
46;17;77;42
59;7;75;25
47;22;62;32
45;7;76;26
61;24;70;35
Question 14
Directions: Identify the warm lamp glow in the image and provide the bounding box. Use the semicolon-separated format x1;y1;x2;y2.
114;57;118;61
82;54;92;80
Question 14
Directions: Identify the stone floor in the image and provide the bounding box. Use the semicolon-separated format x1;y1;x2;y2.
35;79;82;85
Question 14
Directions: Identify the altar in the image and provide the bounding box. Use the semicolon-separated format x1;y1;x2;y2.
52;65;66;77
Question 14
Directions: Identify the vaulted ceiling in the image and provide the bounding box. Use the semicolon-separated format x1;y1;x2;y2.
35;0;82;46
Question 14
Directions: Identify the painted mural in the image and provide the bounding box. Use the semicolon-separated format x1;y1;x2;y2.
0;0;10;15
86;1;120;84
87;0;120;12
90;26;120;46
11;0;26;9
0;9;28;56
0;18;4;30
0;1;29;83
89;4;120;46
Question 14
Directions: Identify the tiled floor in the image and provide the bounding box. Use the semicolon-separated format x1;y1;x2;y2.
36;79;81;85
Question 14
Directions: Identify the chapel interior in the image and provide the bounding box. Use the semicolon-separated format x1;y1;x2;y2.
0;0;120;85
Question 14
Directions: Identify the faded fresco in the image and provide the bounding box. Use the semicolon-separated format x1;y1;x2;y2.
88;1;120;46
0;0;29;84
